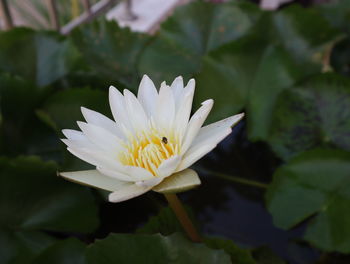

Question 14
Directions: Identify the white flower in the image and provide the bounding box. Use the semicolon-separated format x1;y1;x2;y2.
60;75;244;202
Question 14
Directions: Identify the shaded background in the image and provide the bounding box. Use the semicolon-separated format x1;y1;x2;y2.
1;0;350;263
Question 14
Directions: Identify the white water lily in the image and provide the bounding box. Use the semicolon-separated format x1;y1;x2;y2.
60;75;244;203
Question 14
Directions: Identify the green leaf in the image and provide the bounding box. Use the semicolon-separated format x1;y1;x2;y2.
86;233;231;263
196;5;342;139
137;207;184;236
0;74;60;159
31;238;86;264
268;73;350;160
252;247;286;264
0;228;56;264
205;237;256;264
138;208;256;263
138;1;259;84
0;156;99;233
39;88;111;169
266;148;350;253
268;5;343;69
316;0;350;34
40;88;110;131
196;39;302;136
71;19;150;88
0;28;80;86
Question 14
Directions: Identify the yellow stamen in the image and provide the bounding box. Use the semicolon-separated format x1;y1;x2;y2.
119;129;180;176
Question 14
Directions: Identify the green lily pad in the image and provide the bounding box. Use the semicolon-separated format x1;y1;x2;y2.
138;1;259;84
196;5;342;138
268;73;350;160
0;28;80;87
39;88;110;131
266;148;350;253
86;233;231;263
71;19;150;89
0;228;56;264
31;238;86;264
0;156;99;233
0;74;60;159
205;237;256;264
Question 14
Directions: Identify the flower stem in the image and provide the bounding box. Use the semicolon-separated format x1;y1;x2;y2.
164;193;202;243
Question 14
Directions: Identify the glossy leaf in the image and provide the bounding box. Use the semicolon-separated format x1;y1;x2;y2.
0;74;60;159
137;207;184;236
40;88;110;131
31;238;86;264
268;73;350;160
0;156;99;233
266;149;350;253
86;233;231;263
196;39;302;137
196;6;341;139
0;229;56;264
205;237;256;264
0;28;80;86
139;1;259;84
71;19;150;88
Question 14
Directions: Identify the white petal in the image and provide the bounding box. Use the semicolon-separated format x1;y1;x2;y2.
137;75;158;117
124;165;154;181
191;113;244;147
152;169;201;193
109;86;133;131
181;99;214;154
77;121;123;152
67;147;123;172
99;165;153;182
97;167;133;182
62;129;85;140
157;155;181;178
171;76;184;107
108;184;152;203
154;82;175;132
59;170;128;192
135;177;163;187
176;144;216;172
81;107;125;139
124;89;148;131
61;138;96;149
174;82;195;141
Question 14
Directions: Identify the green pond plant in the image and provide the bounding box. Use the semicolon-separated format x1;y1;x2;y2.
59;74;244;242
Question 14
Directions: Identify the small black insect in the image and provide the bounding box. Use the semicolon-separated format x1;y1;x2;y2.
162;137;168;144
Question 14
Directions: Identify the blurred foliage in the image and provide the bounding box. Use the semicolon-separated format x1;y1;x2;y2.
10;0;100;29
1;0;350;263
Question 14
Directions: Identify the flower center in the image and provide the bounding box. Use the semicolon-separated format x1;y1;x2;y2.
119;130;179;176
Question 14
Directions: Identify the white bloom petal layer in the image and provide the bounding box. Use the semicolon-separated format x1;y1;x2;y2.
109;184;152;203
60;75;244;202
137;75;158;117
152;169;200;194
157;155;181;178
181;99;214;154
177;113;245;171
81;107;124;139
59;170;128;192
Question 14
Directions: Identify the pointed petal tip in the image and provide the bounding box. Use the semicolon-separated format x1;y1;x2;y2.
232;112;245;126
187;78;195;85
141;74;151;80
202;99;214;106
